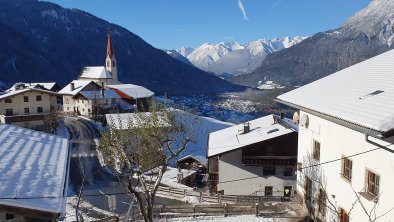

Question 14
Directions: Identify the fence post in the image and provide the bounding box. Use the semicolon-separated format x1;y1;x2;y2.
255;203;259;217
159;205;163;219
224;203;227;217
193;205;196;218
199;192;202;203
169;187;171;196
184;189;186;197
218;193;221;202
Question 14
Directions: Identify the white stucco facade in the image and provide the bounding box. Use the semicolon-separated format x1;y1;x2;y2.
296;110;394;221
218;149;296;196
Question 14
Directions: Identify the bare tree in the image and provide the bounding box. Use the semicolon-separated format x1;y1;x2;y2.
44;105;59;134
99;100;195;222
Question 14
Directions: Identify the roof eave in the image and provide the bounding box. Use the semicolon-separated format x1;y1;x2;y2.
275;98;386;139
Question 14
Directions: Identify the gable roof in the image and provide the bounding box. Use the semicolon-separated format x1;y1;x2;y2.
0;124;70;218
58;80;98;96
79;66;113;79
0;88;57;100
105;112;170;130
8;82;59;92
177;154;207;167
208;115;297;157
107;84;154;99
78;89;120;100
277;49;394;136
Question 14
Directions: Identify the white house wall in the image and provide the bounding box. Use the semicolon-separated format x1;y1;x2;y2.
297;110;394;221
218;149;296;196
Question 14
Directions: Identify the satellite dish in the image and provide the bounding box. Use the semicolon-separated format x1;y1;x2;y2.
292;112;300;124
300;114;309;128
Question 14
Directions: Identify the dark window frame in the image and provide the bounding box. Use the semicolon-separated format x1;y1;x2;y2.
37;107;43;113
24;108;30;114
4;98;12;103
367;170;380;197
342;157;352;181
36;95;42;101
313;140;320;161
24;96;29;102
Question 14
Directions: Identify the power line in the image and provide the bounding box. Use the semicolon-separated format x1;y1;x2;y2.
0;144;384;200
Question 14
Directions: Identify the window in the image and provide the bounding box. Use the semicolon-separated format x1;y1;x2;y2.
284;167;293;176
367;170;380;197
339;208;349;222
37;107;43;113
24;96;29;102
313;140;320;161
24;108;29;114
318;188;327;215
342;157;352;181
263;166;276;175
4;98;12;103
265;186;273;196
36;95;42;101
5;109;13;116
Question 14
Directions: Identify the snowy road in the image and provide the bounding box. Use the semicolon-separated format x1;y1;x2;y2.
64;117;133;216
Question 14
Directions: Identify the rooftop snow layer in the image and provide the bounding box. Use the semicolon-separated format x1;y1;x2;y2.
177;154;207;166
277;49;394;133
208;114;297;157
79;66;113;79
105;112;170;129
58;80;96;96
107;84;154;99
0;88;57;100
79;89;120;100
0;124;70;217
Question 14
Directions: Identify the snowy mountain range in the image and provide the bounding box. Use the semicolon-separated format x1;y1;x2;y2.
231;0;394;87
176;37;306;76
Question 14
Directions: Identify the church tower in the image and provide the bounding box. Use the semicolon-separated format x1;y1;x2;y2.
105;32;118;81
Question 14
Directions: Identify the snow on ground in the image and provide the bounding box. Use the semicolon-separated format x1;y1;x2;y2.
65;196;114;222
161;167;196;190
57;118;71;139
158;215;296;222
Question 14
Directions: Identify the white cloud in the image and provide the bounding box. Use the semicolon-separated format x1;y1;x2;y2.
270;0;283;11
237;0;249;21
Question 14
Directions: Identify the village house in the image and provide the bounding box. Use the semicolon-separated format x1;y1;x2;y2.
106;84;154;111
276;50;394;221
207;114;298;197
59;80;101;114
0;83;58;131
0;124;70;222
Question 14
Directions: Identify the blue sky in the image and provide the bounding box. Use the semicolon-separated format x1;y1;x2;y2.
46;0;371;49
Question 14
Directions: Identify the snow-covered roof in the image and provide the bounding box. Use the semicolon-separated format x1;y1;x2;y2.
107;84;154;99
277;49;394;134
106;112;170;130
208;115;297;157
79;66;113;79
58;80;97;96
78;89;120;100
8;82;59;92
0;124;70;217
177;154;207;167
0;88;57;100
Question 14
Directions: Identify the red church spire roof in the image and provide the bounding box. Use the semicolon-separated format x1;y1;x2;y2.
106;32;114;57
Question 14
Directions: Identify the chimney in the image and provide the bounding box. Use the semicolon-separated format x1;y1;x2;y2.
70;82;75;91
243;122;250;134
101;88;105;97
280;113;285;119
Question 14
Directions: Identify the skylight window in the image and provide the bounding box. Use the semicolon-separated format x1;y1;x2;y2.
359;90;384;100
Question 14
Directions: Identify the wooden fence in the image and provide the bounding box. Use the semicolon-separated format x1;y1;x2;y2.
95;203;306;221
153;185;294;204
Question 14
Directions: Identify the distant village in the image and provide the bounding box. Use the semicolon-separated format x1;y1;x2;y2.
0;33;394;222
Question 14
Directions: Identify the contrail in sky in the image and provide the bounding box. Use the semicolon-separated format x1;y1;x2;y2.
237;0;249;21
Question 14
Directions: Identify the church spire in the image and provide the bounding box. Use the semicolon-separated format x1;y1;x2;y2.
106;32;114;58
105;31;118;81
